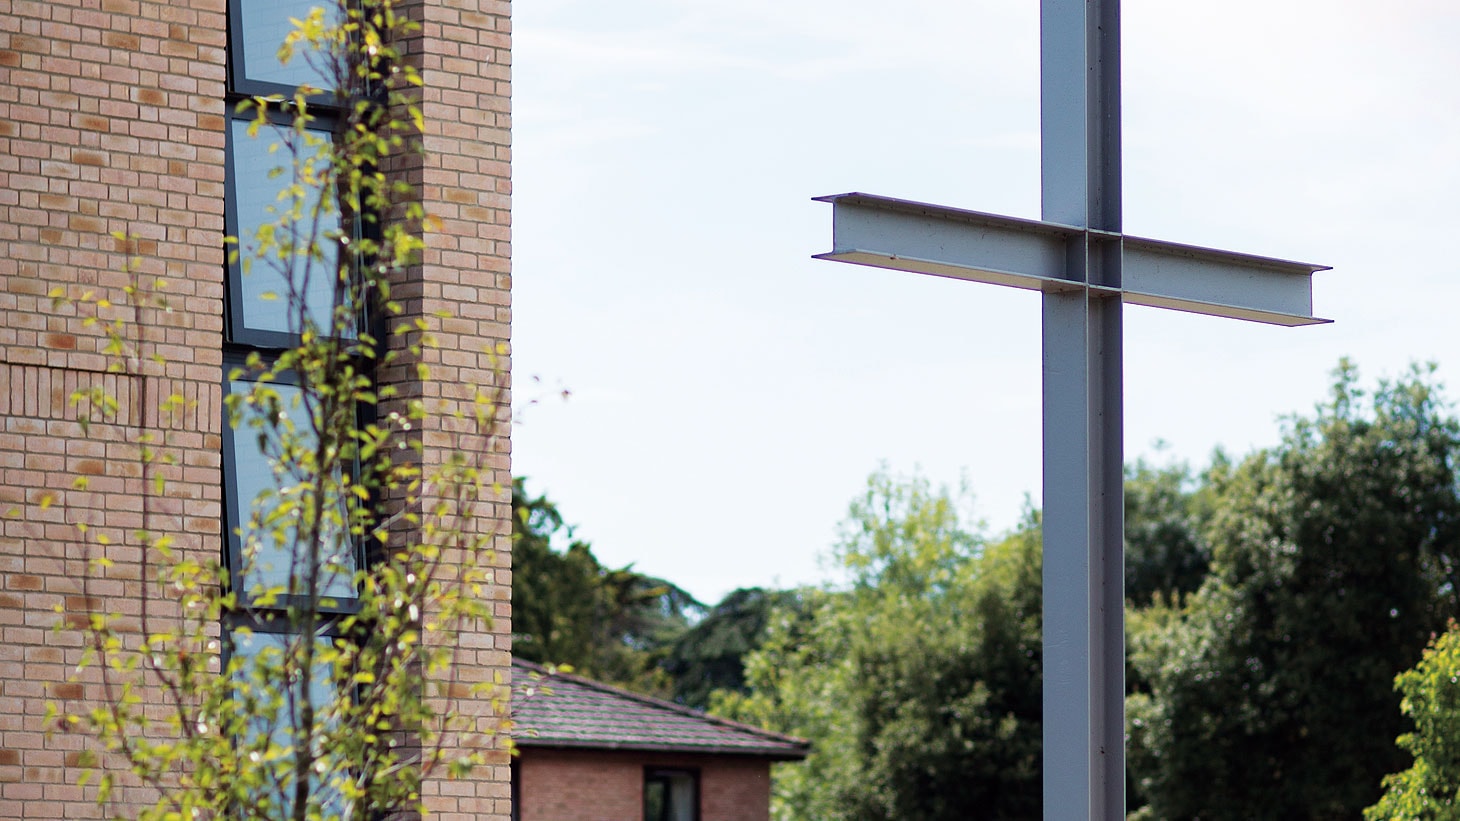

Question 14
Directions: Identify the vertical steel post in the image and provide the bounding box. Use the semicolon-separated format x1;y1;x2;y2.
1040;0;1125;818
821;0;1323;815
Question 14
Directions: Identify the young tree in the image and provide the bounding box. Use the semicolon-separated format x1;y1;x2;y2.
1366;624;1460;820
43;2;509;818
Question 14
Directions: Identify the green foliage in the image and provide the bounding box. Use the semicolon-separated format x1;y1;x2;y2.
511;479;702;694
1128;361;1460;820
719;471;1043;820
1366;624;1460;820
659;586;801;709
1124;457;1212;606
43;4;509;818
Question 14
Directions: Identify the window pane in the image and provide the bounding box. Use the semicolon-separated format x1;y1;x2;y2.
229;117;345;339
643;780;666;821
231;629;337;737
230;629;348;816
237;0;338;92
644;772;696;821
228;379;357;602
667;773;696;821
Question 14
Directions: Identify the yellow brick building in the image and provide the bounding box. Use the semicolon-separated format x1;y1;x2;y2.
0;0;512;816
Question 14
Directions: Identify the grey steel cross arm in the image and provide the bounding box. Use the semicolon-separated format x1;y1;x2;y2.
814;192;1330;327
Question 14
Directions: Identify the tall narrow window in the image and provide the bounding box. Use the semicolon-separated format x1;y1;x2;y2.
229;0;340;95
222;0;363;813
221;360;360;608
224;0;357;608
225;0;354;347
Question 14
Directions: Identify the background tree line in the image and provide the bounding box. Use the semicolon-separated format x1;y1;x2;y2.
511;477;793;703
514;361;1460;819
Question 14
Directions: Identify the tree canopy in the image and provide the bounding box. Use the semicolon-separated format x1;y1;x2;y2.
511;361;1460;821
1127;362;1460;819
708;362;1460;821
511;479;702;694
1360;619;1460;818
1123;457;1213;607
658;586;801;710
719;472;1044;820
1366;623;1460;820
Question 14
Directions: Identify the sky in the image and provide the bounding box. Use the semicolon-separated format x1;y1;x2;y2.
508;0;1460;605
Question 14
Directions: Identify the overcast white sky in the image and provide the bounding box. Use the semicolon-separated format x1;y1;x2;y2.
509;0;1460;604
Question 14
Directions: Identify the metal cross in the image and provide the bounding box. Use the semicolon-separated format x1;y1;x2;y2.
814;1;1328;818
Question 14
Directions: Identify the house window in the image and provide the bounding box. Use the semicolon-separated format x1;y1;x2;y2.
224;0;358;606
227;619;350;814
644;768;699;821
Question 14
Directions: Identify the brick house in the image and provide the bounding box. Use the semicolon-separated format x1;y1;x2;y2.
0;0;512;817
512;660;809;821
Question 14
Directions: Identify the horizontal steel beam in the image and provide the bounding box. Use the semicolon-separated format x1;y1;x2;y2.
814;193;1330;326
813;193;1079;293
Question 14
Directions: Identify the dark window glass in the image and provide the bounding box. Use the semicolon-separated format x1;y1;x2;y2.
224;375;359;605
230;626;348;815
232;0;339;94
644;769;698;821
231;628;338;735
226;116;346;344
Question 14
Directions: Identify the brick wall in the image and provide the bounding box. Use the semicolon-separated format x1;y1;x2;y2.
395;0;513;818
0;0;511;816
0;0;227;815
516;749;775;821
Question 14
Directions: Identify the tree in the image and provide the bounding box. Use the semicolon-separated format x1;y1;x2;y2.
1366;624;1460;820
511;479;702;694
511;483;794;707
658;586;801;709
720;471;1043;820
510;481;609;669
1124;457;1212;606
42;3;509;817
1128;362;1460;820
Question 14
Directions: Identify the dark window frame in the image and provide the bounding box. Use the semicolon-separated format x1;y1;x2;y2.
222;10;384;814
226;0;343;102
225;0;380;353
221;609;358;817
222;104;357;351
224;0;377;614
643;767;701;821
221;350;368;616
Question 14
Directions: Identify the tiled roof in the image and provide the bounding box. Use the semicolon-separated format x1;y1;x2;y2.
511;659;810;760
